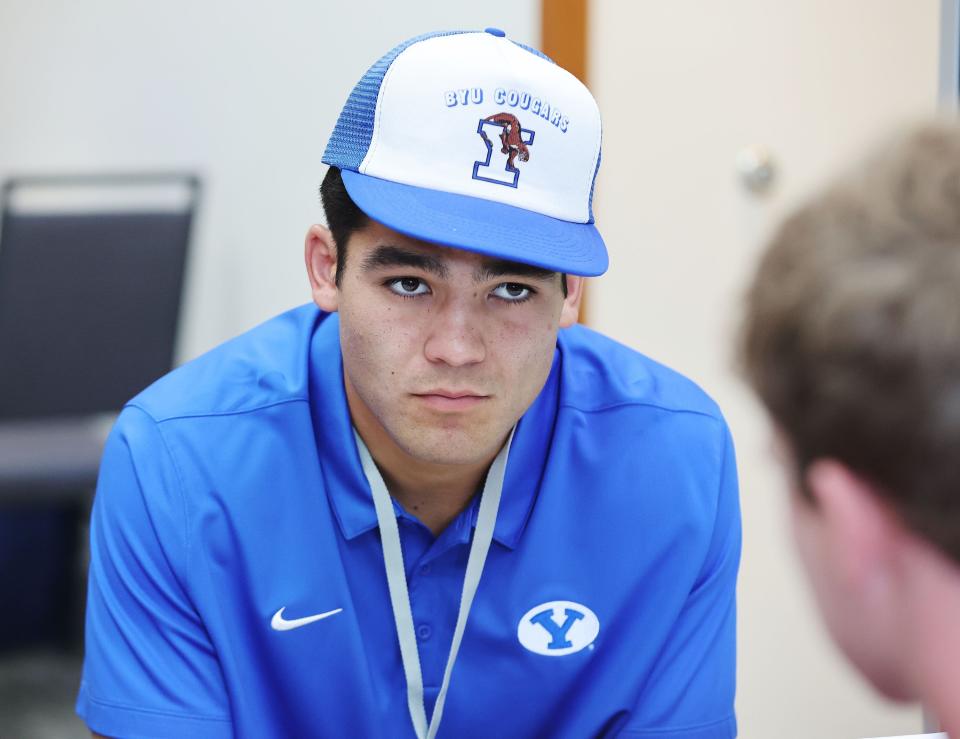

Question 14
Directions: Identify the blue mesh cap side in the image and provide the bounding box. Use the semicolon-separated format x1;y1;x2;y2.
322;30;472;171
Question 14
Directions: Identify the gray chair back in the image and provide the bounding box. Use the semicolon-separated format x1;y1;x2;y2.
0;174;199;419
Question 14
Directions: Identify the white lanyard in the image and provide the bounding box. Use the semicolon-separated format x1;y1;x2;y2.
355;429;514;739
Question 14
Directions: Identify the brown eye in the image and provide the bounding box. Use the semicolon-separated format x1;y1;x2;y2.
491;283;533;302
387;277;430;297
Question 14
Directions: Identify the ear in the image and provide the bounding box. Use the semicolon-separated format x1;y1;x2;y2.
558;276;586;328
804;459;900;593
305;224;339;312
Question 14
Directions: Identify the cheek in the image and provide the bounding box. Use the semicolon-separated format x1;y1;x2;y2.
790;497;820;578
790;496;837;614
340;305;416;382
494;315;558;393
791;498;859;658
499;298;560;338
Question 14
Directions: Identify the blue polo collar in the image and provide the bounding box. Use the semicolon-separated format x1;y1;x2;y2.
308;312;559;549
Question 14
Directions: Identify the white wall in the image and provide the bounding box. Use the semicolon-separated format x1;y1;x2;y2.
0;0;538;362
589;1;942;737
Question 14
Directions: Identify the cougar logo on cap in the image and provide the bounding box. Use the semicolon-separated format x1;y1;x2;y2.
473;112;535;188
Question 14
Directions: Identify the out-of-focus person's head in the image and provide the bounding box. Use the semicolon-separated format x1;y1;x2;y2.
740;122;960;706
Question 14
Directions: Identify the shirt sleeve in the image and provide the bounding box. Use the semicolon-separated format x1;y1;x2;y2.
620;420;741;739
76;405;233;738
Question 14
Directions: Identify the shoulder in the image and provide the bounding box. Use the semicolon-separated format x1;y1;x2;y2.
550;326;740;590
556;324;723;424
554;325;732;495
100;304;337;551
129;304;328;422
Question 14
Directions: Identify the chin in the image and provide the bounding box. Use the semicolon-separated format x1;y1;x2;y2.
395;426;505;467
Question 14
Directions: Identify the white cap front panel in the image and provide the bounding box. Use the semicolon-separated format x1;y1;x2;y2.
359;32;602;224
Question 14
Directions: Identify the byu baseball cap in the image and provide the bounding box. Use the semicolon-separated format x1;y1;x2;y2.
322;28;607;276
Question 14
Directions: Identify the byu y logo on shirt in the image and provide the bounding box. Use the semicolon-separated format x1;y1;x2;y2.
517;600;600;656
473;112;535;188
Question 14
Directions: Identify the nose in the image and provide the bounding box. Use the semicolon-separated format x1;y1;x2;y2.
423;301;486;367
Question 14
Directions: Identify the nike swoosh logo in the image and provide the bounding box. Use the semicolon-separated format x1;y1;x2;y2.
271;606;343;631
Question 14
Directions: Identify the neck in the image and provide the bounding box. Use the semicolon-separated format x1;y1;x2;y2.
345;379;498;536
900;542;960;734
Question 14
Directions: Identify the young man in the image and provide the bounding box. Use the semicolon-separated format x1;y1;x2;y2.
741;123;960;733
78;29;740;738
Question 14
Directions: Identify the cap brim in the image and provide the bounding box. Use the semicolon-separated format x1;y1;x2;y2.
340;170;608;277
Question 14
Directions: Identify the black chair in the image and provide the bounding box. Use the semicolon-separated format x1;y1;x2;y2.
0;173;199;650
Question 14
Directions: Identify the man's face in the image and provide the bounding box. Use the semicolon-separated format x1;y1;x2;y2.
321;220;579;468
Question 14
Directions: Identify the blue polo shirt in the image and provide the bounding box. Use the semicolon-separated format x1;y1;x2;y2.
77;305;740;738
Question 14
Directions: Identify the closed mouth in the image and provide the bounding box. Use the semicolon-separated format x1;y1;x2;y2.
413;391;490;410
419;391;486;399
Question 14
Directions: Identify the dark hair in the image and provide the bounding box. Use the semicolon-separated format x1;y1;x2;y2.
319;167;369;287
319;166;567;296
739;123;960;563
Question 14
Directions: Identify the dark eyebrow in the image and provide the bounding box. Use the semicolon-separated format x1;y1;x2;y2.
360;245;449;278
474;258;559;284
